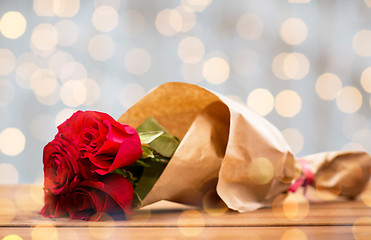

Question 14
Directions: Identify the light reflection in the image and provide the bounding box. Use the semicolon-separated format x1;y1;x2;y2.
283;193;310;220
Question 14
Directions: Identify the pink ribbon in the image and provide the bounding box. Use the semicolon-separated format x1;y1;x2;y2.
288;158;314;193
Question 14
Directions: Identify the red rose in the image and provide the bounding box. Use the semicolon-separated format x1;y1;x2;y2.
67;174;134;220
58;111;142;175
43;134;80;194
41;190;68;218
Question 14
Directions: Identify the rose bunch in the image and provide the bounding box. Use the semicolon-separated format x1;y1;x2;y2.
41;111;178;221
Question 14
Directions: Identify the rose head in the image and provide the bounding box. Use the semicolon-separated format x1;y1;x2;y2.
43;134;80;194
58;111;142;175
67;175;134;221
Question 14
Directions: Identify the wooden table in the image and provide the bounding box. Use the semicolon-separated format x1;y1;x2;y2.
1;184;371;240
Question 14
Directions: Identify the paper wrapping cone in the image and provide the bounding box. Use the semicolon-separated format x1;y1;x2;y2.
118;82;371;212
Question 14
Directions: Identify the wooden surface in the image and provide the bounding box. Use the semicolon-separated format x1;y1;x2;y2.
1;184;371;239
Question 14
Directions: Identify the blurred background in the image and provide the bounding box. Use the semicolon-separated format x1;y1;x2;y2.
0;0;371;183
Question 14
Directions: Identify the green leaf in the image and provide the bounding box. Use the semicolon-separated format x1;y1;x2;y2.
133;159;168;201
139;131;164;144
136;118;180;158
140;145;155;159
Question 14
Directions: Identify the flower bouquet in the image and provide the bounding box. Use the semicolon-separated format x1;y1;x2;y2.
42;82;371;221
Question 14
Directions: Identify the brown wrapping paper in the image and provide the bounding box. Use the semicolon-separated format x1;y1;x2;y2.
118;82;371;212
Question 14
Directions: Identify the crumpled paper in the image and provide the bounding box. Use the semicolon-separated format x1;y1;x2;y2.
118;82;371;212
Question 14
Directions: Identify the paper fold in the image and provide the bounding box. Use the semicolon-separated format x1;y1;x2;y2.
118;82;371;212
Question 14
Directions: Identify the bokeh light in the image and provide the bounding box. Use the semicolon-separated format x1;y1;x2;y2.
30;69;58;97
0;11;27;39
84;78;101;105
365;0;371;7
236;13;264;40
247;157;274;185
336;86;362;114
281;128;304;154
181;0;212;12
88;213;114;239
342;114;369;139
16;61;39;89
282;52;310;80
360;66;371;93
53;0;80;17
33;0;54;16
2;234;23;240
0;163;19;184
60;80;87;107
92;5;119;32
30;24;58;52
48;50;74;76
124;48;151;75
59;62;87;82
178;37;205;64
170;6;196;33
280;18;308;45
0;197;16;223
54;20;79;47
247;88;274;116
0;49;15;76
275;90;302;118
203;57;230;84
352;217;371;240
31;223;58;240
352;30;371;57
120;83;146;109
0;128;26;156
55;108;76;127
177;210;205;237
283;193;310;220
280;228;307;240
360;183;371;207
88;34;115;61
155;9;178;36
316;73;342;100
